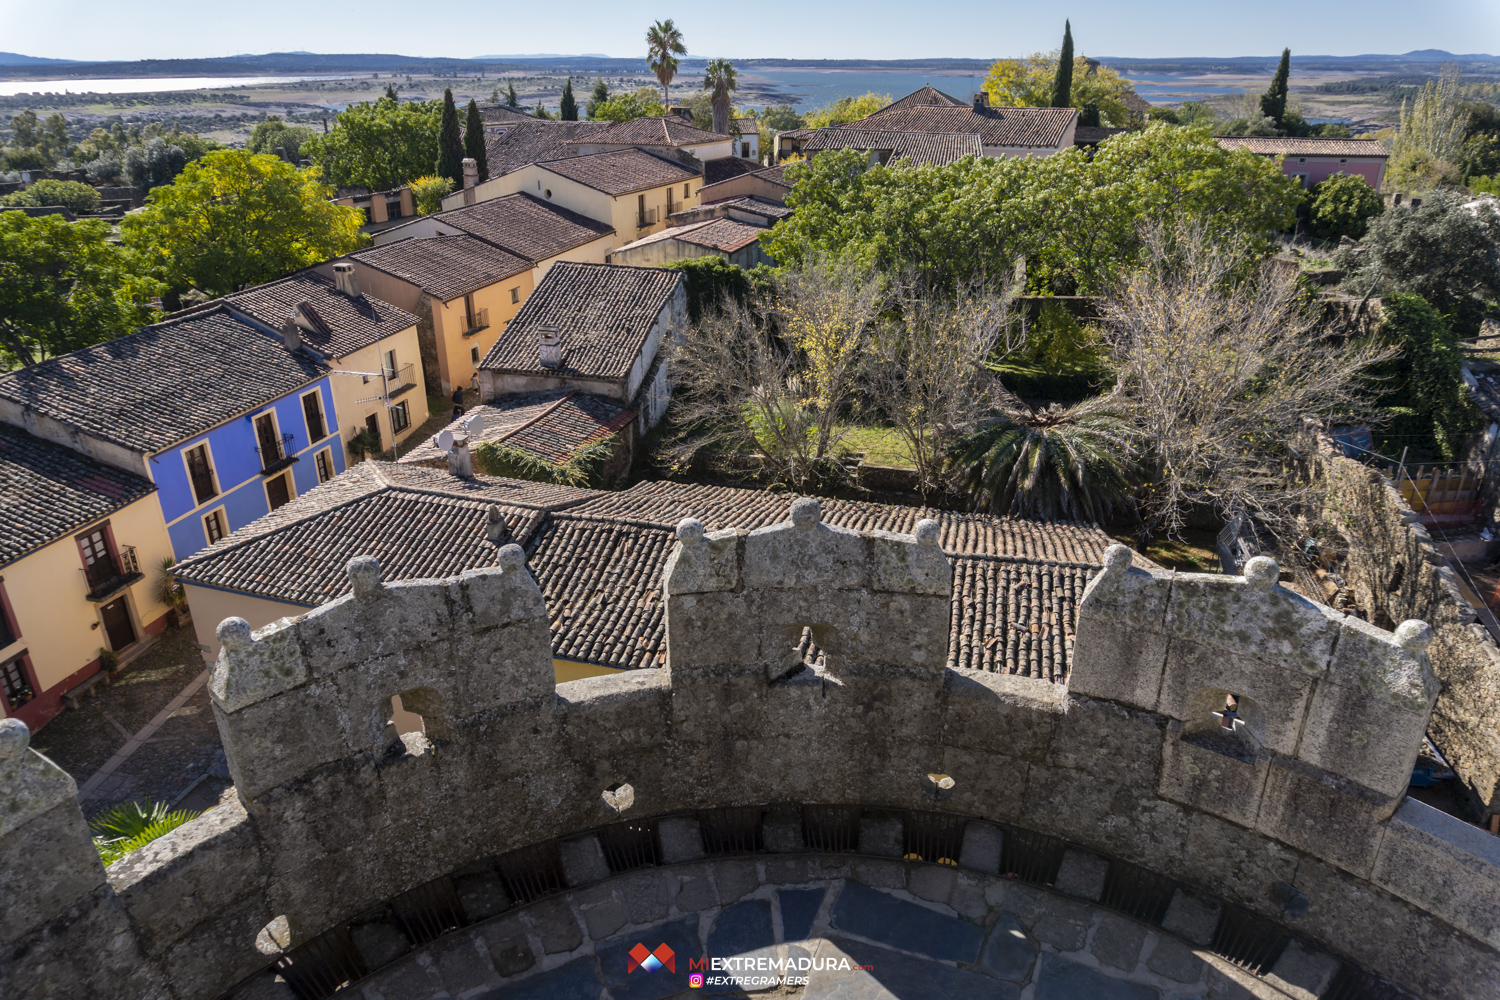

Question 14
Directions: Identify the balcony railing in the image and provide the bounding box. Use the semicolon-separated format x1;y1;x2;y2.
637;207;659;229
463;307;490;336
257;431;298;475
384;363;418;397
84;544;142;602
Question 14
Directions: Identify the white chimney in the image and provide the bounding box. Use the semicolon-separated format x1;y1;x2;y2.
280;320;301;353
485;504;506;544
538;326;562;369
446;432;474;478
332;262;360;298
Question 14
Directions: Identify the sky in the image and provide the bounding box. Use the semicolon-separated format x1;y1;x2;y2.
2;0;1499;63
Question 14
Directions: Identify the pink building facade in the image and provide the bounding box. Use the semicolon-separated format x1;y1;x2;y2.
1215;136;1388;190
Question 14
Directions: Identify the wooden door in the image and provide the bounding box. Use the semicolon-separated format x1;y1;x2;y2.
266;473;291;510
100;597;135;651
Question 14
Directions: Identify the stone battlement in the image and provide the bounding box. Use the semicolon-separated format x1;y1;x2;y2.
2;500;1498;1000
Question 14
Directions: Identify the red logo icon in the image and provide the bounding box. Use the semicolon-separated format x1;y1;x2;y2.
628;942;676;973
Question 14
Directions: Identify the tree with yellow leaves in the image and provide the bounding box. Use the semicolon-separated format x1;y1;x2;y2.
983;52;1139;126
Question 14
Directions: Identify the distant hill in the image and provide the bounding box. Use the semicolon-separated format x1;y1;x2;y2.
0;52;78;66
1097;50;1499;75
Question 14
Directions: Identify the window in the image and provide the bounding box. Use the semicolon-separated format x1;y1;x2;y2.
471;346;480;364
464;294;476;330
1289;172;1309;188
204;508;227;545
315;448;334;484
266;472;292;511
78;526;120;592
1;654;33;711
383;349;398;378
254;412;285;470
364;412;383;449
386;197;403;220
510;287;520;304
684;183;690;198
390;400;410;434
302;390;327;442
184;443;218;505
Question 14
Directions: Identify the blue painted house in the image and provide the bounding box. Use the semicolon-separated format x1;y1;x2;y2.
0;305;348;560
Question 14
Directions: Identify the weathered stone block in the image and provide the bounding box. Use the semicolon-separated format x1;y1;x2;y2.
522;896;583;954
572;884;627;940
558;834;610;887
451;562;547;631
907;864;956;904
1263;940;1341;1000
981;914;1037;981
658;816;705;863
857;815;903;857
662;523;740;596
1256;758;1390;877
1157;638;1319;756
1164;569;1343;679
1162;889;1221;946
210;617;307;713
959;821;1002;874
297;577;455;678
1371;797;1500;949
0;795;104;946
743;512;867;591
940;745;1028;823
668;863;717;912
1145;934;1206;983
1297;617;1438;798
1031;894;1092;951
1157;727;1271;829
1091;912;1147;971
1054;848;1108;901
217;675;352;799
1069;549;1171;711
453;867;511;922
350;913;410;969
869;524;950;596
942;668;1062;758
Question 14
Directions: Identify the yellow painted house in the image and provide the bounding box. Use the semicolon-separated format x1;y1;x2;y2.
0;424;175;731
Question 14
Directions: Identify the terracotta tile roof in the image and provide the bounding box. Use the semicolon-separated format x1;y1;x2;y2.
478;262;683;382
482;121;609;177
703;156;765;185
538;148;701;196
0;423;158;568
617;218;766;254
478;104;542;126
1213;136;1389;158
399;391;633;468
883;85;969;112
754;163;794;186
574;116;729;147
420;193;614;262
1074;126;1127;145
171;461;599;606
716;195;792;220
350;235;530;301
221;271;418;358
0;306;331;455
802;129;983;165
849;104;1076;148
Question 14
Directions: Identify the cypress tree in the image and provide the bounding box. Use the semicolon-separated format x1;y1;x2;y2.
506;81;519;108
560;77;579;121
1259;48;1291;126
464;98;489;183
1051;20;1074;108
384;83;398;102
437;87;464;188
589;78;610;117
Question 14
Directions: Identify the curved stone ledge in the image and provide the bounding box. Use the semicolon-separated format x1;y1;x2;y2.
3;507;1496;1000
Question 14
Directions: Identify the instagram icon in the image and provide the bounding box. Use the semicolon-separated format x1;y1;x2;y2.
689;973;705;988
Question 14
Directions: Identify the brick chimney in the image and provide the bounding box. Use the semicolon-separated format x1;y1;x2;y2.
538;326;562;369
462;157;479;206
332;262;360;298
973;92;990;109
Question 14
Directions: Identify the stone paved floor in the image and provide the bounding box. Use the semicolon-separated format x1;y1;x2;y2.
30;624;231;820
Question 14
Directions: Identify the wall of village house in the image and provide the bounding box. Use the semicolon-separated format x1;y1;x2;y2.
4;507;1498;1000
0;496;174;730
697;172;790;205
477;370;626;403
1280;156;1385;189
0;400;151;479
430;273;534;396
1319;447;1500;821
607;178;700;247
532;232;614;281
326;331;429;459
623;284;685;406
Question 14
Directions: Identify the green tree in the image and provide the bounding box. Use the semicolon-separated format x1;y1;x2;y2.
984;52;1140;126
1390;64;1470;190
1051;20;1074;108
0;213;164;368
664;255;752;321
646;18;688;106
760;104;805;133
247;115;315;158
303;98;441;190
586;78;610;119
1259;48;1291;127
560;77;579;121
464;98;489;183
533;102;552;120
437;88;465;188
2;179;100;214
590;88;667;123
803;92;891;129
1367;292;1482;457
10;110;39;148
1333;192;1500;336
1308;173;1383;241
121;149;366;297
952;394;1142;521
703;59;739;134
385;83;399;101
506;81;520;108
409;174;454;215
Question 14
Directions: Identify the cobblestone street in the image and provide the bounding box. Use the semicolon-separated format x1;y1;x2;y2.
30;624;231;820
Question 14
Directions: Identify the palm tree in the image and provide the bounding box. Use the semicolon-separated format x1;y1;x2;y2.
703;59;738;134
646;19;688;107
951;392;1142;523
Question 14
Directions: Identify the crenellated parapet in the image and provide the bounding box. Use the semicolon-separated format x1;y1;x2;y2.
2;504;1498;1000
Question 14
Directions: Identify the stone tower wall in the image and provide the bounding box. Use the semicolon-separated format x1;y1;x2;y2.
2;501;1498;1000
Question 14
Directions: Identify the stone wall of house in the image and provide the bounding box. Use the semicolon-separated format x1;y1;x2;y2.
3;500;1499;1000
1320;449;1500;819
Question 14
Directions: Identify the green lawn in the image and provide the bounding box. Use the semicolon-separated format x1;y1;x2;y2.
837;425;917;468
1114;529;1223;573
